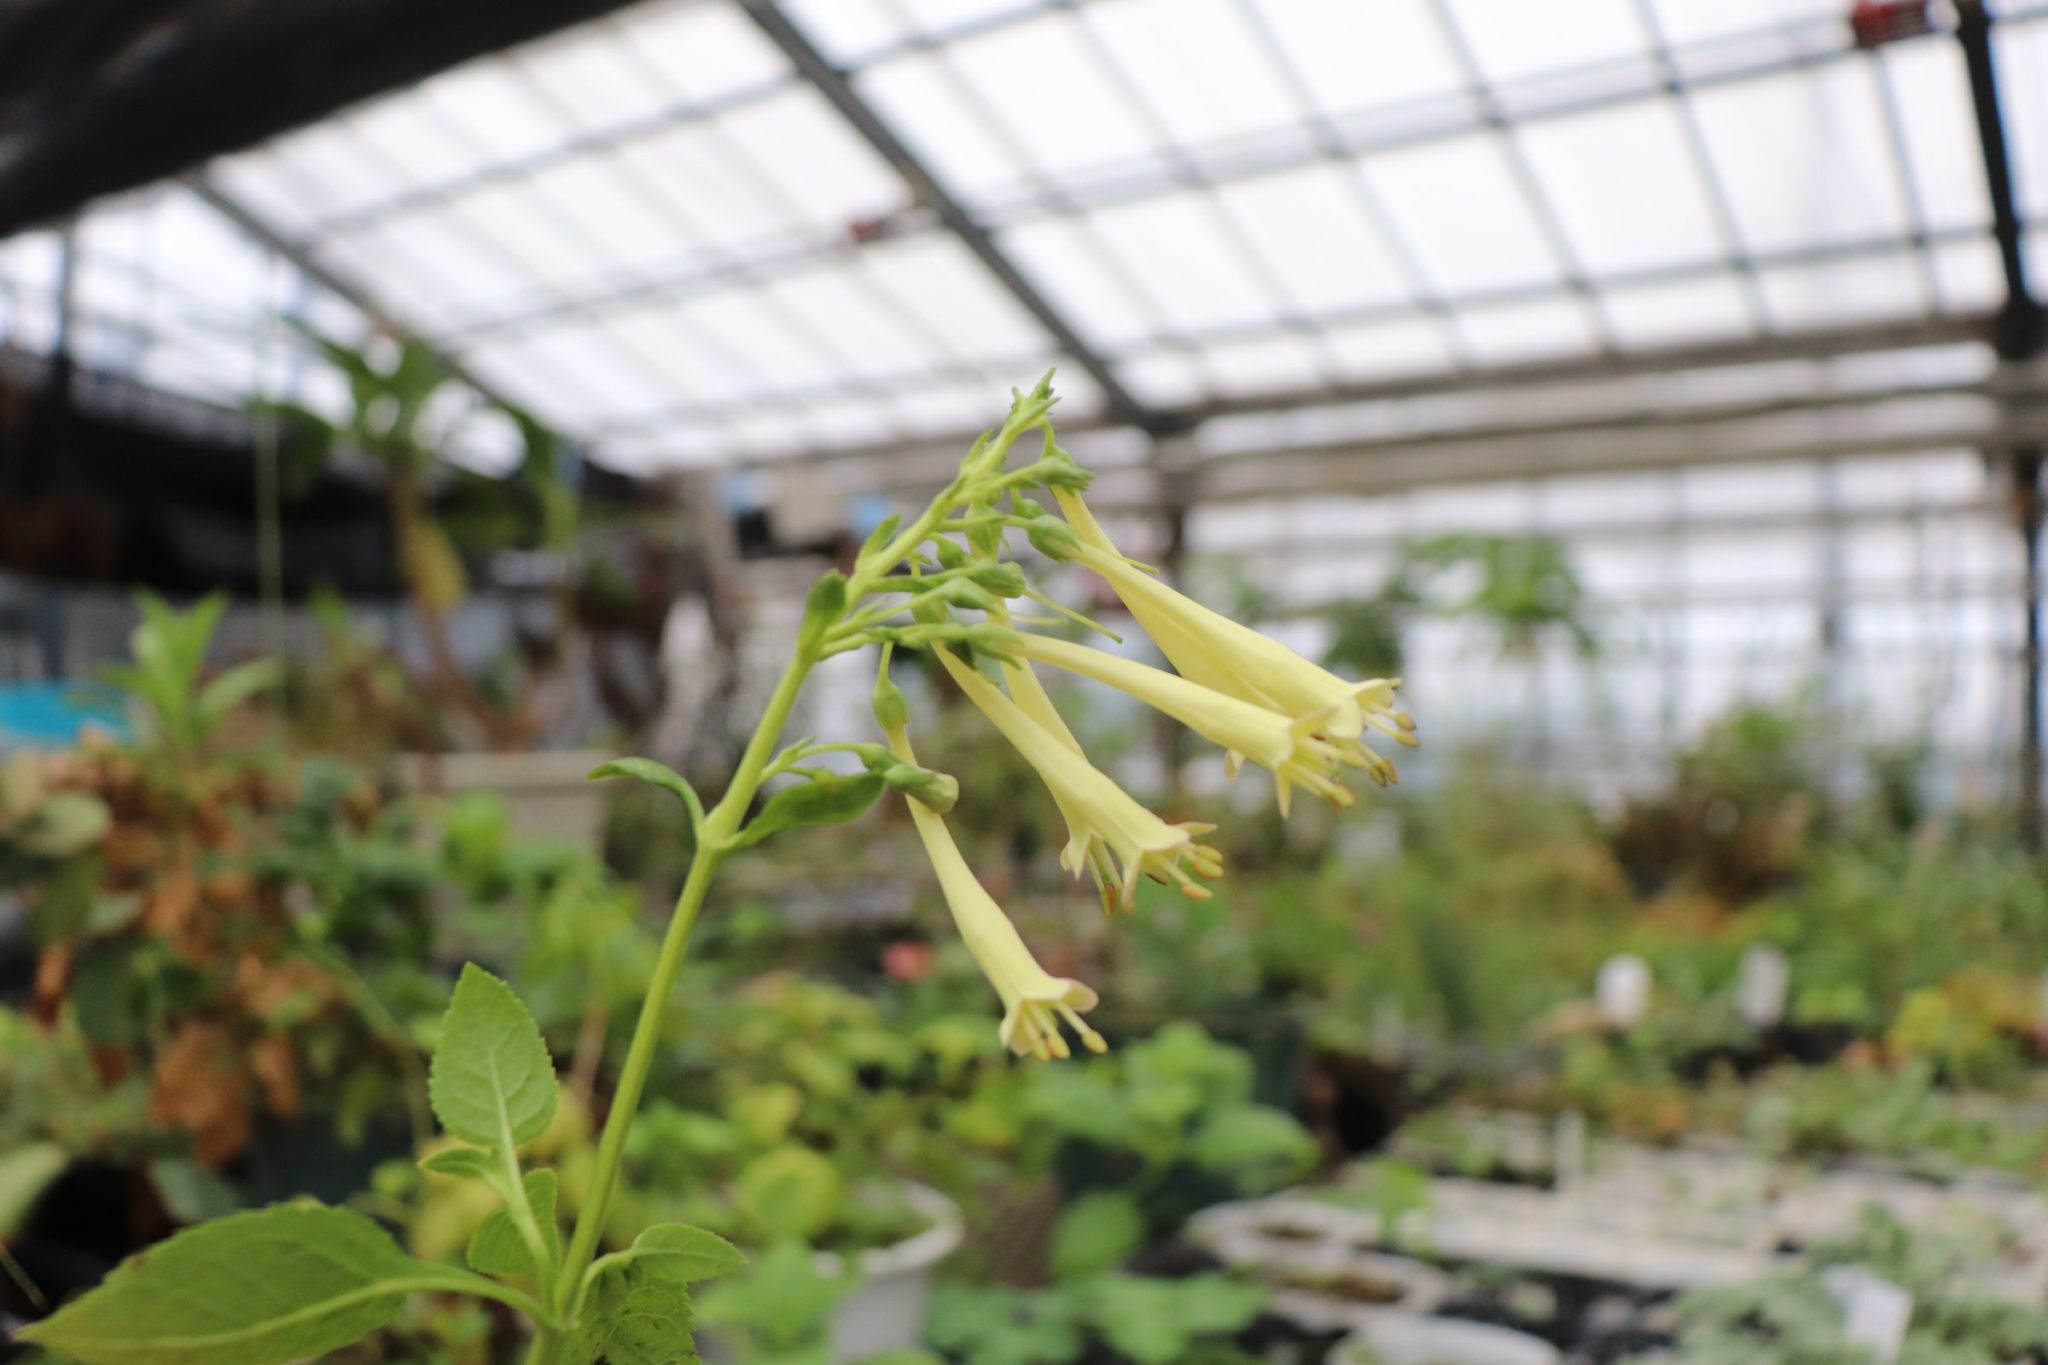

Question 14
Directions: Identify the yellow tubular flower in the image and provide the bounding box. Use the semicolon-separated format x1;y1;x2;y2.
885;725;1106;1060
1051;488;1420;754
1015;634;1360;816
934;648;1222;911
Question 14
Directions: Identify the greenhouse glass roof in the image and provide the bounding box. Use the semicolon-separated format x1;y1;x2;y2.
1;0;2044;475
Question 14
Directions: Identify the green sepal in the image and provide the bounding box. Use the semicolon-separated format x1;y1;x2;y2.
729;772;884;852
798;572;848;646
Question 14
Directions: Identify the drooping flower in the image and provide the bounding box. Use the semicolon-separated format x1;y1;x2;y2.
1051;488;1418;756
1014;633;1363;816
934;647;1222;911
884;725;1105;1060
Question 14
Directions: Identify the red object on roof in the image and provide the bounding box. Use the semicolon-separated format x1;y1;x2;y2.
1850;0;1933;48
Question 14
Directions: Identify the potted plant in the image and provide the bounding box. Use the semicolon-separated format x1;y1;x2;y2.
263;326;608;846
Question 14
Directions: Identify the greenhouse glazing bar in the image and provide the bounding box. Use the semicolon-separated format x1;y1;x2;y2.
1956;0;2045;848
736;0;1165;434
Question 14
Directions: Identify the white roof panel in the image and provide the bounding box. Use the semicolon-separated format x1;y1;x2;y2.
1517;101;1724;274
111;0;2006;469
1362;132;1565;294
1690;63;1911;253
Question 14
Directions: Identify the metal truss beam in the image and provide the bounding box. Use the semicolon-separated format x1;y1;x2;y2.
736;1;1163;433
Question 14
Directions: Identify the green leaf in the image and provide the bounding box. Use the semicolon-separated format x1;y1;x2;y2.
72;937;155;1047
14;791;111;858
0;1142;65;1235
195;659;282;729
925;1284;1084;1365
429;964;559;1150
1082;1275;1266;1365
148;1157;242;1226
468;1169;559;1278
729;773;884;852
26;851;104;946
17;1203;496;1365
589;758;705;838
696;1243;851;1356
734;1147;842;1244
588;1225;747;1289
1049;1190;1145;1281
420;1146;498;1182
1187;1105;1317;1192
570;1257;703;1365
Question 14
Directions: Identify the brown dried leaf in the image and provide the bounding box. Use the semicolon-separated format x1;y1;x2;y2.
150;1022;253;1167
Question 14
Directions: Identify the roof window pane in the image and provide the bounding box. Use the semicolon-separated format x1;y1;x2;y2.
1600;274;1753;349
859;235;1048;364
1118;349;1210;408
614;2;789;103
1453;296;1597;362
716;87;909;233
1877;42;1990;233
1442;0;1649;84
943;13;1159;186
999;218;1160;349
1085;192;1283;334
1215;165;1411;317
515;28;673;134
1517;102;1722;274
1758;251;1924;329
855;52;1029;206
1080;0;1299;149
1256;0;1464;117
1196;332;1327;398
1690;63;1910;252
778;0;908;65
1361;133;1564;294
1323;316;1457;380
425;63;574;166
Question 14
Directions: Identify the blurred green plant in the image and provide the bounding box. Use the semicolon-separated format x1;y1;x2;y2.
927;1273;1268;1365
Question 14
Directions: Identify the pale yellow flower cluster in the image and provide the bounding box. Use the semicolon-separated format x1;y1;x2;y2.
888;464;1417;1061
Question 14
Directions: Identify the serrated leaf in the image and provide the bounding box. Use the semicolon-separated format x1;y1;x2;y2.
570;1261;699;1365
729;773;884;852
420;1146;498;1182
589;758;704;837
1049;1190;1145;1281
594;1225;746;1286
468;1169;558;1279
17;1203;492;1365
429;965;558;1150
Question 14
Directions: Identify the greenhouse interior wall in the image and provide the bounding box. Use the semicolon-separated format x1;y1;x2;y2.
6;2;2048;1363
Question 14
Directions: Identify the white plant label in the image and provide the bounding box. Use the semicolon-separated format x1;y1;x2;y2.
1822;1267;1912;1363
1596;954;1651;1027
1554;1110;1588;1189
1735;945;1790;1028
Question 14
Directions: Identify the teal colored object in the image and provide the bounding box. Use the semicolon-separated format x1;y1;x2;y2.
0;682;131;748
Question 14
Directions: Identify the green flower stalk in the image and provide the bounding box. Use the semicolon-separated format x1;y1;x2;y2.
20;374;1417;1365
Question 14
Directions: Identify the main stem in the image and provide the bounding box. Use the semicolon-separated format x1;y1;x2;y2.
527;462;982;1364
531;648;816;1362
